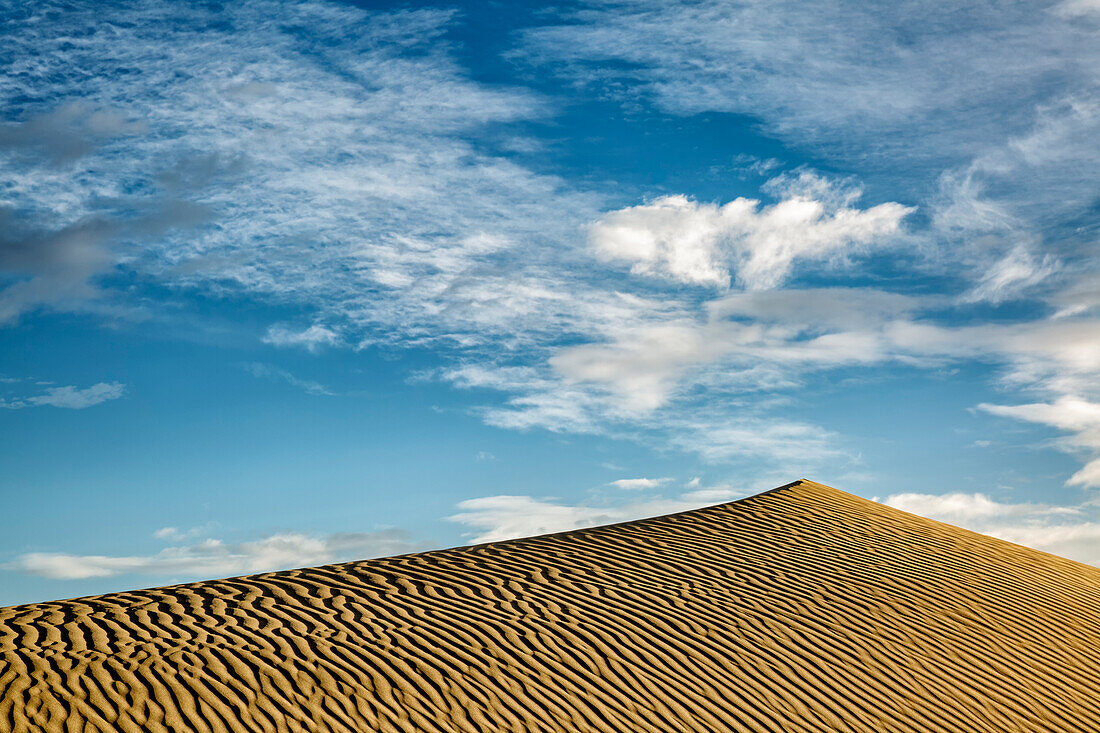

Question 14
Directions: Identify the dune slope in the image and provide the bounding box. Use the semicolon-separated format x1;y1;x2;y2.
3;480;1100;732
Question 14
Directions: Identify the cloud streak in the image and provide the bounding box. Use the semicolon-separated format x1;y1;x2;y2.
244;363;334;396
448;486;746;543
1;382;125;409
10;529;421;580
609;477;671;490
262;324;341;352
978;397;1100;488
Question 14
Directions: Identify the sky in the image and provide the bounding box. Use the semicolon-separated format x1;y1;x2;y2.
0;0;1097;606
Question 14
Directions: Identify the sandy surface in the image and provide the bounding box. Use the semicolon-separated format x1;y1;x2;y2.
3;479;1100;732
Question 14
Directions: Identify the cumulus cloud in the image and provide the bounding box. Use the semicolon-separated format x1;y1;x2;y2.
1;382;125;409
590;186;912;289
507;2;1098;484
9;529;420;580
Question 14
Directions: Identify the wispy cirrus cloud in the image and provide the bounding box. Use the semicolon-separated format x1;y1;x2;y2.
244;363;334;396
1057;0;1100;16
0;0;598;335
523;0;1098;171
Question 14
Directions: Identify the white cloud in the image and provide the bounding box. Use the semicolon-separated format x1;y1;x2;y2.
986;521;1100;567
1;381;125;409
448;495;625;543
1051;276;1100;319
882;491;1100;567
9;529;420;580
541;288;918;414
883;492;1071;524
590;185;912;289
549;320;721;411
262;324;341;352
448;488;742;543
979;397;1100;435
609;477;671;490
153;526;196;541
933;98;1099;303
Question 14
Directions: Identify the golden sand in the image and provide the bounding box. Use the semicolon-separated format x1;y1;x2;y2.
3;479;1100;731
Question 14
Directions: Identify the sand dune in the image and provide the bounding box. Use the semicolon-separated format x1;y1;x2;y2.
3;479;1100;731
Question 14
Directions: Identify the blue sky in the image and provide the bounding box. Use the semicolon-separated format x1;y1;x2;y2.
1;0;1098;605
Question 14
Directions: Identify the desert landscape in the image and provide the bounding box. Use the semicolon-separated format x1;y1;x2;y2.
4;1;1098;730
4;480;1100;732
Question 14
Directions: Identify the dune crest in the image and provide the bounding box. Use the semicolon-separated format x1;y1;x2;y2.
3;479;1100;731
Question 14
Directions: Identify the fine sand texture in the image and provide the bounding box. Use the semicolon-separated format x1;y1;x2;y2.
4;480;1100;732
